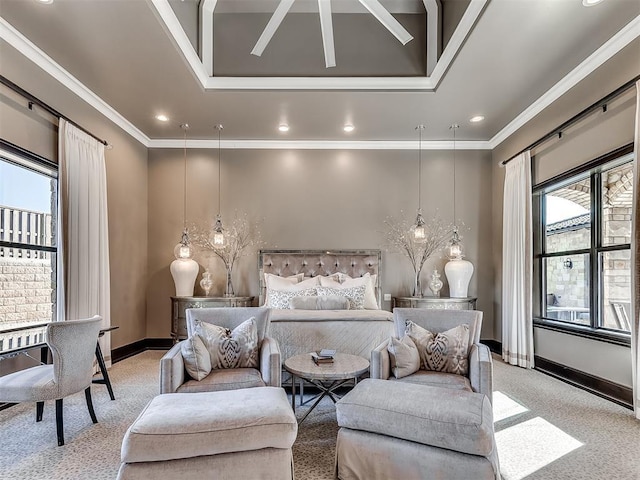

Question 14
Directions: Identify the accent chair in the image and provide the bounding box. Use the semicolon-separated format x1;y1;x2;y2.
0;315;103;446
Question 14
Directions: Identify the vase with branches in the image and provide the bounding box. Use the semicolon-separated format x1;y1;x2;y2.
384;213;454;297
190;213;263;297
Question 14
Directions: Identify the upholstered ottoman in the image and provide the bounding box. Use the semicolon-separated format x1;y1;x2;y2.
335;379;500;480
117;387;297;480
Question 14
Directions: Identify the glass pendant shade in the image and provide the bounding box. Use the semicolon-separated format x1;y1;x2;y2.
173;229;194;259
212;214;226;249
447;229;463;259
411;209;427;244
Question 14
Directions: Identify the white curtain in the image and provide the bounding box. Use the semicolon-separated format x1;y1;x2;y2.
58;119;111;364
632;80;640;420
502;151;534;368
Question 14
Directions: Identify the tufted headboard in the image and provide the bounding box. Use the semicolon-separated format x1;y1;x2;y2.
258;249;382;307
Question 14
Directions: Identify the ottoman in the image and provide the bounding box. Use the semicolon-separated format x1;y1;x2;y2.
117;387;297;480
335;379;500;480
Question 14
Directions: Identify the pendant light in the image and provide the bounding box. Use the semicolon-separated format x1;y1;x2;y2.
447;123;463;259
212;124;226;249
173;124;194;259
444;123;474;298
410;124;427;244
170;123;199;297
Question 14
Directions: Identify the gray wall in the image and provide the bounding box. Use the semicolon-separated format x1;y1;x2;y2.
147;147;495;339
0;43;149;351
491;46;638;387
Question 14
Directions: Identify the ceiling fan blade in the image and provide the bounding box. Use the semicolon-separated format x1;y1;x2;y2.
318;0;336;68
358;0;413;45
251;0;296;57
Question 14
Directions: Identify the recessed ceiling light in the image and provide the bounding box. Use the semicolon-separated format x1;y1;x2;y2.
278;124;290;132
582;0;604;6
469;115;485;123
36;0;53;4
155;114;169;122
343;124;355;133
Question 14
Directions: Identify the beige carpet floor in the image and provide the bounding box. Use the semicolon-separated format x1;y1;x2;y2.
0;350;639;480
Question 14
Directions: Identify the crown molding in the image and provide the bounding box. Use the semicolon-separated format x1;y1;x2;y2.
489;14;640;150
0;16;151;147
148;139;491;150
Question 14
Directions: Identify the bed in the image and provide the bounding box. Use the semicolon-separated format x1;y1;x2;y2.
259;249;394;361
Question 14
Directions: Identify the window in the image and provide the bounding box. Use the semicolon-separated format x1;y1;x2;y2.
533;145;633;343
0;142;58;352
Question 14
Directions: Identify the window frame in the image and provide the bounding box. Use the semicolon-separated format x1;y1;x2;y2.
532;143;634;347
0;138;58;330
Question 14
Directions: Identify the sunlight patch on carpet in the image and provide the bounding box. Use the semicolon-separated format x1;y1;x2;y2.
492;391;529;423
495;416;583;480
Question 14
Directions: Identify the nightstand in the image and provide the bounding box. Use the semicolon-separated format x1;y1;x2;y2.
170;296;255;342
392;296;477;311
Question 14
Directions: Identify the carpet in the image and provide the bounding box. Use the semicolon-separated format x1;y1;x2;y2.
0;350;639;480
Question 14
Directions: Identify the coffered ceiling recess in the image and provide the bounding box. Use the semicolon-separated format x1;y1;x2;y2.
155;0;486;90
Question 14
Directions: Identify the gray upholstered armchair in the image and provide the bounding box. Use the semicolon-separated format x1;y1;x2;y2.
370;308;493;402
0;316;103;446
160;307;281;394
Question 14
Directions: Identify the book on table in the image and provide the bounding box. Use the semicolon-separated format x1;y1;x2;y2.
311;350;335;364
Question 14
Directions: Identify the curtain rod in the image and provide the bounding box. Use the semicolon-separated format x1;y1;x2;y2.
0;75;111;149
500;74;640;167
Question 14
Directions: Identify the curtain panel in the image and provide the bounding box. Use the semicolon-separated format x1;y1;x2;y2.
632;80;640;420
58;120;112;364
502;151;534;368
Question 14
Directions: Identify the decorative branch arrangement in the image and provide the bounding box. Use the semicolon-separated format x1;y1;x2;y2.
190;213;263;296
383;213;455;297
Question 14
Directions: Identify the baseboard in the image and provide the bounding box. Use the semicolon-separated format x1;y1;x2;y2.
481;339;501;355
533;355;633;410
112;338;173;363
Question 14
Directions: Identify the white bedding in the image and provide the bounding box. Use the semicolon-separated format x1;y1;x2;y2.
269;309;393;361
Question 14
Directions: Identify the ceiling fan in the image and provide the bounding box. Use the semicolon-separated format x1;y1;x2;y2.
250;0;414;68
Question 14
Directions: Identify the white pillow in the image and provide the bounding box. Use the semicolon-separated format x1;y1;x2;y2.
264;274;316;307
317;285;366;310
268;288;318;309
319;273;378;309
181;335;212;381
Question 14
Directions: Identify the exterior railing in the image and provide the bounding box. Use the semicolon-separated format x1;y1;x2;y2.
0;205;52;258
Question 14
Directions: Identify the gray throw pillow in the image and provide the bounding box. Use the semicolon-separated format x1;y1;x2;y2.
194;318;259;370
405;321;471;376
316;285;366;310
181;334;212;381
289;295;350;310
387;335;420;379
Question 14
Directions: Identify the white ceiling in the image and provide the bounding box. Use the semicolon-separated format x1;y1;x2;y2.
0;0;639;148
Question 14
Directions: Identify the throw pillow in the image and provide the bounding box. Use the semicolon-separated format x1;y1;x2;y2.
387;335;420;379
289;295;350;310
181;334;212;381
268;288;317;309
194;318;259;370
263;273;307;307
319;273;378;309
316;285;366;310
405;321;471;375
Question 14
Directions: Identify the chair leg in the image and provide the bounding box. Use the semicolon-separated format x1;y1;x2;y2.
36;401;44;422
85;387;98;424
55;399;64;446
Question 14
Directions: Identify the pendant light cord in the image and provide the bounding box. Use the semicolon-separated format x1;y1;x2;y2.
216;125;223;216
418;127;422;210
181;124;189;231
451;124;458;229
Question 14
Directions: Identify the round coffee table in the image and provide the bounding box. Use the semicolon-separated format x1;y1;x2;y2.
284;352;369;424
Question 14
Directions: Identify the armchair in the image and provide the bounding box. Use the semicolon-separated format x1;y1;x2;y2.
0;316;103;446
370;308;493;402
160;307;281;394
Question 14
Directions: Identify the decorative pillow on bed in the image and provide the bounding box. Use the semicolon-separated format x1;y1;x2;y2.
181;334;212;381
319;273;378;309
316;285;366;310
405;321;470;375
193;318;259;370
264;272;304;290
268;288;318;309
289;295;350;310
387;335;420;379
264;275;318;307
